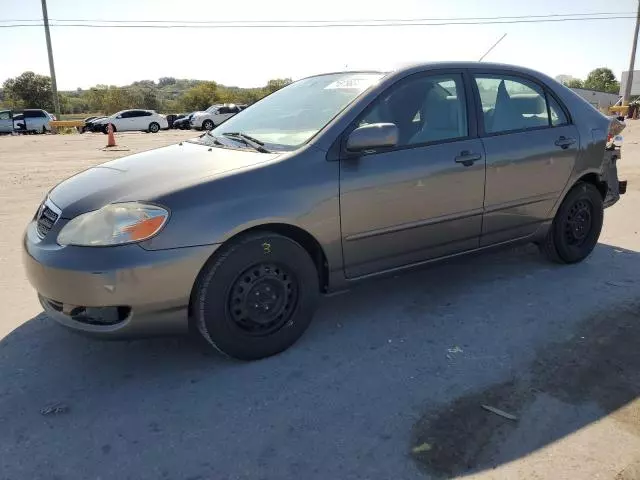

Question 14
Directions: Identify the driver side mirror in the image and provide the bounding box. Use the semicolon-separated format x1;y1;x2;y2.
116;115;122;119
346;123;399;152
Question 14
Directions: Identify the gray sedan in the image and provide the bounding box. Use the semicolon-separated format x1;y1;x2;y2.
23;62;626;360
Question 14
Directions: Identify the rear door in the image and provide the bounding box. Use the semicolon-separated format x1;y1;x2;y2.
471;72;579;245
0;110;12;133
339;70;486;277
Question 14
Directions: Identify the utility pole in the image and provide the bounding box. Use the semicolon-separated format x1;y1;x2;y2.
41;0;60;117
623;0;640;105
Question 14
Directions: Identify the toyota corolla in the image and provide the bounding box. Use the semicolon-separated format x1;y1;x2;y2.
23;62;626;360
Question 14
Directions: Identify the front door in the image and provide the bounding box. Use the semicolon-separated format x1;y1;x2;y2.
340;71;486;278
0;110;12;133
471;73;580;245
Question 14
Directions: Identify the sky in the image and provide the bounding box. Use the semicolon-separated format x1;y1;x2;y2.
0;0;638;90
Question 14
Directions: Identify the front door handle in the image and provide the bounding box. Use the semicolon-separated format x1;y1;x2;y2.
454;151;482;167
555;136;576;149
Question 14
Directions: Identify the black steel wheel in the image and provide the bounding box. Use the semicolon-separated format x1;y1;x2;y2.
193;232;319;360
228;263;299;336
540;182;603;264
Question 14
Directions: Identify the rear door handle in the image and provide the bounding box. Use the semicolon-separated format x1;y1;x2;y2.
555;136;576;149
454;151;482;167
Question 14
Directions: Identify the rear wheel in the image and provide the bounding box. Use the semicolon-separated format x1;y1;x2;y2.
193;232;319;360
540;182;603;263
148;122;160;133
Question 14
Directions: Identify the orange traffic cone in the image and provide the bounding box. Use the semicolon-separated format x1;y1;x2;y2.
106;123;116;147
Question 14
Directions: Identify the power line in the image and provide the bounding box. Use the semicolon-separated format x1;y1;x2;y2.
0;11;634;24
0;15;635;29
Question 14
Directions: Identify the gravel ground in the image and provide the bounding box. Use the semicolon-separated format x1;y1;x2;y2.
0;127;639;480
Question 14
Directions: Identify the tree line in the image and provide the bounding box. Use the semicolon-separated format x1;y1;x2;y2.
561;67;620;94
0;72;292;115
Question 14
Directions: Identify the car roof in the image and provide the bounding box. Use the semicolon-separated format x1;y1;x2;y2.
300;62;555;83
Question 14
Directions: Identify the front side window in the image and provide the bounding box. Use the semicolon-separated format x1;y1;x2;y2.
211;72;385;149
358;73;468;147
0;111;11;120
474;75;550;133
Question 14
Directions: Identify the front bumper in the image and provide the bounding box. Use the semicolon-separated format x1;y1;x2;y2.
23;221;219;338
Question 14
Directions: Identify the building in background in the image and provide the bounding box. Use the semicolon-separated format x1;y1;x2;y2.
619;71;640;97
569;87;619;111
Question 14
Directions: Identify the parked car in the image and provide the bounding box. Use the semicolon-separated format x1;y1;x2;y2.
94;109;168;133
23;63;627;360
165;114;179;129
0;110;13;133
173;112;195;130
12;113;25;131
190;104;243;130
78;116;99;133
85;116;108;133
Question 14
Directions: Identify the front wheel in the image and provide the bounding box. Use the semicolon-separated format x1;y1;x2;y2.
540;182;603;263
202;119;214;131
148;122;160;133
193;232;319;360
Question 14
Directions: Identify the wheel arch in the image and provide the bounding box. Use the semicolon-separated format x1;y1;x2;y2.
575;172;607;199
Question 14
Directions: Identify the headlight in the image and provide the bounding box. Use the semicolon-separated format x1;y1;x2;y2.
57;202;169;246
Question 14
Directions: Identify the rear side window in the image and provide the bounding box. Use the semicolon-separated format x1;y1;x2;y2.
142;111;152;117
474;75;549;134
547;95;568;126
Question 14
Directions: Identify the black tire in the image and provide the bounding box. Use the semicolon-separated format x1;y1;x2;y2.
202;119;214;131
193;232;319;360
540;182;603;264
149;122;160;133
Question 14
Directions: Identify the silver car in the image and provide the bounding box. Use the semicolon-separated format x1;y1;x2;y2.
23;62;626;360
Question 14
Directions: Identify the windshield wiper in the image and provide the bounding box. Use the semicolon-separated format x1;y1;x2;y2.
222;132;271;153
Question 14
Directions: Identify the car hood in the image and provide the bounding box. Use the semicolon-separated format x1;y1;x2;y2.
49;141;280;218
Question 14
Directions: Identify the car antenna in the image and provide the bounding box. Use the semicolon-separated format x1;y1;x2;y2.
478;33;507;62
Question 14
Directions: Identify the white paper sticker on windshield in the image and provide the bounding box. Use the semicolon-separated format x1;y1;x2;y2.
324;75;381;91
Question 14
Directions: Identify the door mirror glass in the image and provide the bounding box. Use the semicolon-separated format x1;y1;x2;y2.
346;123;399;152
116;115;122;119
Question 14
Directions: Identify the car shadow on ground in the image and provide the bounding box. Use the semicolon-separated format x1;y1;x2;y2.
1;242;639;479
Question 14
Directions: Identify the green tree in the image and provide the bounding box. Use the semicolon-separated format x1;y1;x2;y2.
564;78;584;89
265;78;292;95
583;68;620;94
158;77;177;87
179;81;219;111
2;71;53;109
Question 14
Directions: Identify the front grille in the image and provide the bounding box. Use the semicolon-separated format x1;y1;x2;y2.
36;205;59;238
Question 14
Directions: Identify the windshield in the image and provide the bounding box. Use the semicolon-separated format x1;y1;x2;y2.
205;105;220;113
210;72;385;150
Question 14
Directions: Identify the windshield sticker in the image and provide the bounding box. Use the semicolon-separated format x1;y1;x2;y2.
324;75;381;91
